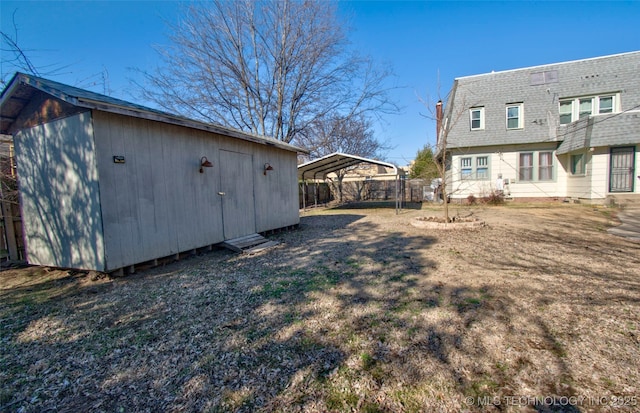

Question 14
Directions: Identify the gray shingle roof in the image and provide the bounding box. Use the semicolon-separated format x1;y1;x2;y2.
557;111;640;154
443;51;640;150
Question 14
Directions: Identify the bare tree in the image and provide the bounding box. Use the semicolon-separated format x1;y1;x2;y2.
298;114;387;159
138;0;399;144
0;9;97;88
1;11;41;85
419;93;467;223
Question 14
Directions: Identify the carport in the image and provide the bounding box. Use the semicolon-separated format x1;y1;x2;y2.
297;152;402;214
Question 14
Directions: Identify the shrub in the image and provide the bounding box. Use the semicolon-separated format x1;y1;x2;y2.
467;194;477;205
484;191;504;205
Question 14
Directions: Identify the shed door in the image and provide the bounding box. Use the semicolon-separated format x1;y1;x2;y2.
220;150;256;239
609;147;635;192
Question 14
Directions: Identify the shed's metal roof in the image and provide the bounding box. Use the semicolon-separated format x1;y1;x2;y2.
0;72;308;154
297;152;397;180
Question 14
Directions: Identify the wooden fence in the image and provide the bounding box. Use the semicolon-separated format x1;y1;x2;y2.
0;138;25;264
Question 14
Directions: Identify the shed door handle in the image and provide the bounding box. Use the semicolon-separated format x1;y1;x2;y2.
218;192;226;196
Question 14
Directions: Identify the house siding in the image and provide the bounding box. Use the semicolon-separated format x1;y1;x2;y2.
564;152;593;199
592;148;611;198
442;52;640;201
449;143;562;199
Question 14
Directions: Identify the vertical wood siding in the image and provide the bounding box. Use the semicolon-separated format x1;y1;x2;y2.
253;148;300;232
14;112;105;270
92;111;299;270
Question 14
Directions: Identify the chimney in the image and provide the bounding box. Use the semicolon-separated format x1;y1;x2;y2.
435;100;443;144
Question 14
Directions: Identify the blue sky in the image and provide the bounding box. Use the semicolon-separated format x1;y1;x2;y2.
1;1;639;164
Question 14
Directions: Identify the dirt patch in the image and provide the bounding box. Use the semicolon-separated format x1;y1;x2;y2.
1;203;639;412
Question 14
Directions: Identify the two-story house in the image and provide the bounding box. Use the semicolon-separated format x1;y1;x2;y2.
439;51;640;203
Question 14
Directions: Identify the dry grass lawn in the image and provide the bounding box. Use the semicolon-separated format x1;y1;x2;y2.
1;202;639;412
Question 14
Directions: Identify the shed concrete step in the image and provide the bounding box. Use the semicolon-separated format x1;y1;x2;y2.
221;233;279;254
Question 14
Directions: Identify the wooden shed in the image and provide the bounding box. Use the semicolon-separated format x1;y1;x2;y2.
0;73;307;272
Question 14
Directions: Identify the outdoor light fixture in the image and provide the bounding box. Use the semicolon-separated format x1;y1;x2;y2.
263;163;274;175
200;156;213;173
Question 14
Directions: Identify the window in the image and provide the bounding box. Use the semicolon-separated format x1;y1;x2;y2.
461;157;472;178
579;98;593;119
470;107;484;130
519;153;533;181
476;156;489;179
571;153;585;175
506;103;523;129
460;156;490;180
559;101;573;125
559;94;619;124
538;152;553;180
518;151;555;182
598;96;613;114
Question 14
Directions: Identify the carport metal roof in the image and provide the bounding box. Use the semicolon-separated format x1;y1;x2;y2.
297;152;398;181
297;152;401;213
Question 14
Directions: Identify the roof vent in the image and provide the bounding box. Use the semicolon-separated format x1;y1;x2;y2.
530;70;558;86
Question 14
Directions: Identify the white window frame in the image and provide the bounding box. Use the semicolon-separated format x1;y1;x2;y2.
460;155;490;180
559;100;573;125
578;98;593;120
469;107;484;130
559;93;620;124
597;96;614;114
506;103;524;130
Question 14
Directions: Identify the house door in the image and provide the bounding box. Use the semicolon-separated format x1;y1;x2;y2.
219;150;256;239
609;147;635;193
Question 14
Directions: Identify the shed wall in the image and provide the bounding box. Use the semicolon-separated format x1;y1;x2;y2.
253;147;300;232
14;112;105;270
92;111;298;270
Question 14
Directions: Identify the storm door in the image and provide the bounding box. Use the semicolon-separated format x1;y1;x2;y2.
609;147;635;192
219;150;256;239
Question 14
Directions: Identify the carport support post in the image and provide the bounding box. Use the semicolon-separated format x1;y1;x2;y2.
314;181;318;208
395;174;399;215
301;181;306;211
